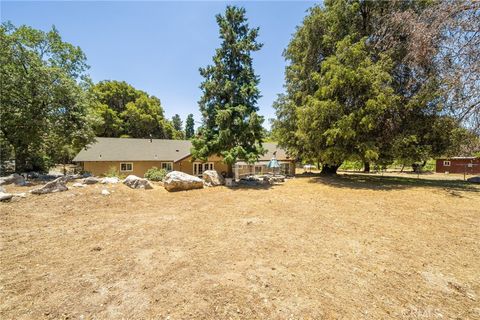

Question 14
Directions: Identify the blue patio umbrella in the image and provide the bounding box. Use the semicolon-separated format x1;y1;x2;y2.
267;157;280;175
267;158;280;169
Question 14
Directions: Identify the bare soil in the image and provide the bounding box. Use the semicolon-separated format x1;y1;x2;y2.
1;174;479;319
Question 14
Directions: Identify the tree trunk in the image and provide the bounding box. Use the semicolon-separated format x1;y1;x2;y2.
14;147;30;173
320;164;340;175
227;163;233;178
363;162;370;173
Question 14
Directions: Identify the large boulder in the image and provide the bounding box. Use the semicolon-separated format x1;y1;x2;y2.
202;170;225;186
163;171;204;192
83;177;101;185
101;177;120;184
123;175;153;189
0;173;26;186
467;176;480;184
31;176;68;195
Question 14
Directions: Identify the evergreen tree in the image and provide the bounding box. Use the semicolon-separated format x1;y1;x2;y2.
171;114;185;139
192;6;265;175
172;114;183;132
272;0;468;174
185;114;195;139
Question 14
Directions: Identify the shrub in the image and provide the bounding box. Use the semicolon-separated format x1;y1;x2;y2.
105;166;120;177
144;167;168;181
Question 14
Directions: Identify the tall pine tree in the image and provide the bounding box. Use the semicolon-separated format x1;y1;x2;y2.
192;6;265;176
185;114;195;139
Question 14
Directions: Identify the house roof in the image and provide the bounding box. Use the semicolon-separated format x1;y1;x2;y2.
437;157;479;160
259;142;291;161
73;137;192;162
73;138;292;163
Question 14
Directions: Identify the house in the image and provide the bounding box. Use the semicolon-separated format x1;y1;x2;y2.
73;137;296;177
435;157;480;174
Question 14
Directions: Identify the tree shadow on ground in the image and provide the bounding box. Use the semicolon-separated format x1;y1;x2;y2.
226;182;278;191
304;173;479;193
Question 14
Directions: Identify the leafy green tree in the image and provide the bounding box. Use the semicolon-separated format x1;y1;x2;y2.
121;95;169;138
89;80;174;139
185;114;195;139
0;22;95;173
192;6;265;175
272;0;466;174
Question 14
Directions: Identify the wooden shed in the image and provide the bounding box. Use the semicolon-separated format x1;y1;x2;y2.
435;157;480;174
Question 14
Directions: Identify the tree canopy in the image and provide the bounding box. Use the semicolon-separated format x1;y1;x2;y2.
192;6;265;172
0;22;95;173
272;0;478;173
89;80;181;140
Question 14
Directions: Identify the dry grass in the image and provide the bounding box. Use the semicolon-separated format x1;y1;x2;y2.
1;174;479;319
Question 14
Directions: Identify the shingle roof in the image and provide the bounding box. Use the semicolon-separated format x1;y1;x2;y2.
73;138;192;162
259;142;292;161
73;138;292;162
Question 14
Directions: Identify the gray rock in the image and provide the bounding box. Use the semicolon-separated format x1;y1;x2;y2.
163;171;204;192
202;170;225;186
101;189;110;195
123;175;153;189
31;176;68;195
0;192;13;201
101;177;120;184
72;182;86;188
467;176;480;184
66;174;83;181
82;177;101;185
269;175;285;183
0;186;5;193
13;192;27;198
0;173;26;186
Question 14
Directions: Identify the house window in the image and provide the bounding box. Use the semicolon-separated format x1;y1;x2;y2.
161;162;173;171
120;162;133;172
193;162;214;175
443;161;451;167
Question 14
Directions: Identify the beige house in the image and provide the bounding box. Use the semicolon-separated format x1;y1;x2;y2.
73;137;295;177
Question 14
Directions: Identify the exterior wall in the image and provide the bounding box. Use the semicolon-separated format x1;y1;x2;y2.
80;156;296;177
435;158;480;174
174;154;229;176
82;161;169;177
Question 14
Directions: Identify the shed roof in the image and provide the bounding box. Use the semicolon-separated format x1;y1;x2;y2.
73;138;292;163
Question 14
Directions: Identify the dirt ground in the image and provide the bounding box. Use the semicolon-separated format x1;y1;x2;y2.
1;174;479;319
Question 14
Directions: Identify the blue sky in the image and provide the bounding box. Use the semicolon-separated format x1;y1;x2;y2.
2;1;317;129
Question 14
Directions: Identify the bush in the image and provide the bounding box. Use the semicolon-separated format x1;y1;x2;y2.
105;166;120;177
144;167;168;181
339;160;363;171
